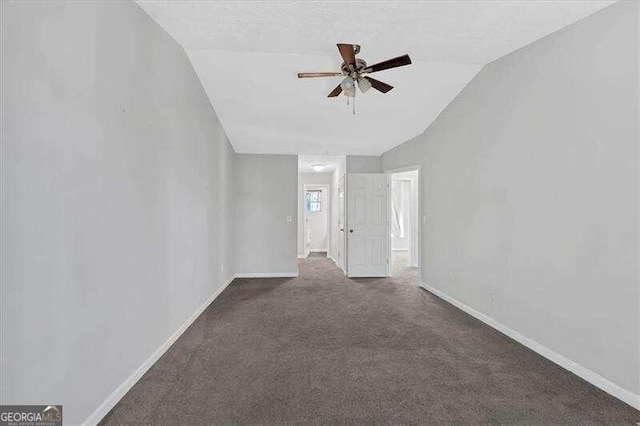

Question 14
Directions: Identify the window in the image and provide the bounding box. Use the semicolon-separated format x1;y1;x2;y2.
306;190;322;212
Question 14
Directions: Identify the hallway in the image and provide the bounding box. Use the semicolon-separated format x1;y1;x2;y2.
101;257;637;424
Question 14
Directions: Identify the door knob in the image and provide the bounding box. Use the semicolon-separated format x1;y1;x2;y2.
349;229;354;233
340;228;344;232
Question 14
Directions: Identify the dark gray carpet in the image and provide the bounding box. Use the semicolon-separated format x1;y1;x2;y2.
101;256;639;424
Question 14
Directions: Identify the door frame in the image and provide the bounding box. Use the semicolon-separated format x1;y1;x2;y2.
386;165;421;278
337;174;346;273
303;184;331;256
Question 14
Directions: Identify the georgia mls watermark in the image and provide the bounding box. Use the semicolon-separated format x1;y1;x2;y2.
0;405;62;426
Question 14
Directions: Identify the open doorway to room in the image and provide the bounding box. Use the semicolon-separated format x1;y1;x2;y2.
388;168;420;278
303;185;330;257
298;155;346;266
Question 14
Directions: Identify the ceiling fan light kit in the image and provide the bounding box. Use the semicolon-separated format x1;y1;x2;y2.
340;76;356;97
297;43;412;114
357;77;372;93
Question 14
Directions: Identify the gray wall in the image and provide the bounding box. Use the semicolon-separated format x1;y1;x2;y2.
346;155;382;173
1;1;235;423
234;154;298;275
298;173;333;257
383;1;639;397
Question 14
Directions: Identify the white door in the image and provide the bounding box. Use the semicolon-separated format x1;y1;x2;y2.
347;173;389;277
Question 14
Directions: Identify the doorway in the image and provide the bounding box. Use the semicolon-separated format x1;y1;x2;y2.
303;184;330;258
388;168;420;277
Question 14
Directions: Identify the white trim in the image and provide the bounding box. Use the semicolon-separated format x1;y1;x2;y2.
419;282;640;411
385;164;422;175
82;274;236;426
309;249;328;253
328;253;346;274
234;272;298;278
339;173;347;275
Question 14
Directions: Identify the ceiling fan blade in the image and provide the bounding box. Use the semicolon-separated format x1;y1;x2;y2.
364;77;393;93
337;43;356;67
328;84;343;97
365;54;412;73
297;72;343;78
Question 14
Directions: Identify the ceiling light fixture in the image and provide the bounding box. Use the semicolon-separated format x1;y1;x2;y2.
311;163;326;172
357;77;372;93
340;77;356;113
340;77;356;97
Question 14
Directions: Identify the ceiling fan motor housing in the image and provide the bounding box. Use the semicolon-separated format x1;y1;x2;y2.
341;59;367;75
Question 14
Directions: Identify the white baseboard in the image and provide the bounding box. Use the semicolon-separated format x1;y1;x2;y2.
419;282;640;411
327;253;340;266
234;272;298;278
82;275;236;425
327;254;345;273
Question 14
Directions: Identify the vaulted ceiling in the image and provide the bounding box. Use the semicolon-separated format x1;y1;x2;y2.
137;1;616;155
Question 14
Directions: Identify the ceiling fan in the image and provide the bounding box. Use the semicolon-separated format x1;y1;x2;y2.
297;43;412;112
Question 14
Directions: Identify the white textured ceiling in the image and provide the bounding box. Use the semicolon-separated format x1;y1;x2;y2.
137;1;616;155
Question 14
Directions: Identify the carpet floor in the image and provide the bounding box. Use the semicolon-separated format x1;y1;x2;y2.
101;256;639;424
